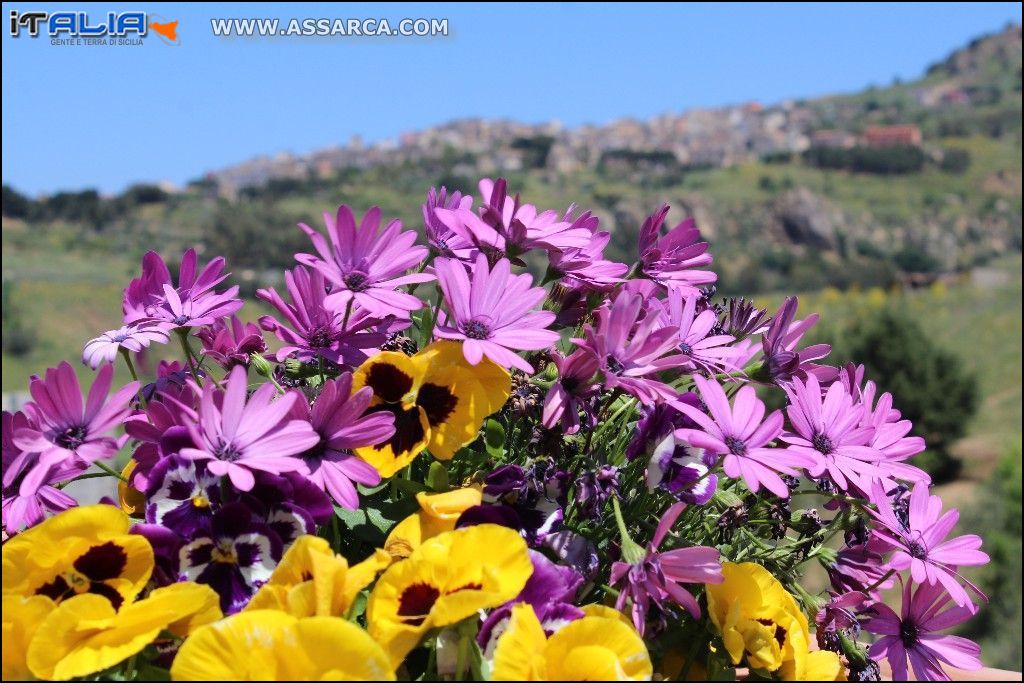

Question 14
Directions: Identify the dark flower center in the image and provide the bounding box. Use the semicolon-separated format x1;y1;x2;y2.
397;582;440;626
215;442;242;462
172;314;190;326
605;355;625;374
343;271;370;292
812;432;835;455
112;332;129;343
306;326;334;350
907;541;927;559
679;342;693;356
461;319;491;340
560;376;580;394
900;620;919;648
725;436;747;456
418;383;459;427
55;425;88;450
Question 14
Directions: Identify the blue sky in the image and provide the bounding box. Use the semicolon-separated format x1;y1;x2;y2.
2;2;1020;195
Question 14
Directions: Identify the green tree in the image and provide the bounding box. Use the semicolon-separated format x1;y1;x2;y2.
838;308;978;481
956;442;1022;670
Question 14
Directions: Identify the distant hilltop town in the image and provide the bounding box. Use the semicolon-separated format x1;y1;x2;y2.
192;24;1018;198
203;105;928;198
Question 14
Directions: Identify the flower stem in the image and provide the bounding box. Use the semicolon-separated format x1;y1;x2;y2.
94;459;129;483
176;329;203;386
119;348;147;409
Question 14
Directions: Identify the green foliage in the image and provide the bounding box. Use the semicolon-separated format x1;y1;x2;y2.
2;184;31;218
834;308;979;481
803;144;926;174
940;147;972;174
957;441;1022;670
1;280;37;357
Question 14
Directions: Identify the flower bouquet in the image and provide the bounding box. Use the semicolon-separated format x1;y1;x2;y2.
2;178;990;681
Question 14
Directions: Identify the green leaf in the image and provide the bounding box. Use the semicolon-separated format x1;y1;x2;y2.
427;461;450;492
484;419;505;458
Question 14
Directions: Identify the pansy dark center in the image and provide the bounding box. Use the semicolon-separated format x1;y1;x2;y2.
35;541;128;609
211;539;239;564
366;362;414;403
55;425;88;450
725;436;748;456
812;432;835;455
192;494;211;509
605;355;625;374
461;319;491;340
397;582;440;626
900;620;919;648
343;271;370;291
417;383;458;427
756;618;787;648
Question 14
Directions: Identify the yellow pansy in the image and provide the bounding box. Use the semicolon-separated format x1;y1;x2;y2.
117;460;146;518
170;610;395;681
581;603;635;627
353;341;510;477
2;594;55;680
2;505;153;610
247;535;390;617
367;524;532;668
491;603;653;681
705;562;845;680
384;487;483;559
26;582;221;680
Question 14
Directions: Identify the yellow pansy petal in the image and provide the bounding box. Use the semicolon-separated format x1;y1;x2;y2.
2;594;55;680
492;604;549;681
342;548;391;609
155;583;224;638
417;341;510;459
171;610;297;681
798;650;847;681
355;405;430;478
118;460;146;518
284;617;395;681
368;524;532;669
544;616;653;682
581;603;635;628
27;582;224;680
384;489;482;559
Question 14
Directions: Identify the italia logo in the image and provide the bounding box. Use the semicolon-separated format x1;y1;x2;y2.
8;10;180;44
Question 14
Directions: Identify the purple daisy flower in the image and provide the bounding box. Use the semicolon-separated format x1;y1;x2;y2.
434;178;591;259
541;349;600;434
290;374;395;510
829;537;897;598
123;249;243;328
257;266;390;366
178;502;282;614
2;411;85;533
720;297;770;341
852;374;930;487
637;204;717;295
296;204;434;317
434;254;558;373
676;375;821;498
866;580;983;681
179;365;320;492
423;185;476;259
14;362;139;469
610;501;723;635
780;374;885;492
869;480;989;607
195;315;267;370
548;210;628;289
82;323;171;369
573;291;683;403
756;296;837;385
659;289;743;374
